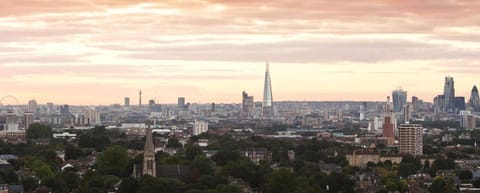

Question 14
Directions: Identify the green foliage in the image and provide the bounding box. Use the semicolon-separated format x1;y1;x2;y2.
135;176;182;193
184;145;203;161
27;123;53;140
78;126;111;151
166;138;182;148
430;177;457;193
97;145;130;177
457;170;473;181
211;150;242;166
192;155;214;176
267;169;296;193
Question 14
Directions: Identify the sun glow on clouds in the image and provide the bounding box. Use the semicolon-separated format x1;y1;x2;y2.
0;0;479;105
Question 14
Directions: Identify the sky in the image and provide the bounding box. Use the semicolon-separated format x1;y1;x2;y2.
0;0;479;105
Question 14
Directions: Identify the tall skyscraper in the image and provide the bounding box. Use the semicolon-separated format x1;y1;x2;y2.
178;97;186;109
469;85;480;112
23;112;34;129
143;123;156;177
263;63;274;117
242;91;255;117
455;97;466;112
398;124;423;156
124;97;130;107
443;76;455;113
27;99;38;113
392;89;407;113
139;90;142;107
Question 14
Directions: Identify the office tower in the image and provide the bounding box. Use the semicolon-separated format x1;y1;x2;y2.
382;97;395;145
23;112;34;129
27;99;38;113
263;63;274;117
469;86;480;112
398;124;423;156
6;111;18;131
178;97;186;109
148;99;155;108
403;104;410;124
139;90;142;107
124;97;130;107
46;103;54;114
84;109;101;126
412;96;419;111
460;111;477;129
242;91;255;117
60;105;70;115
211;103;216;113
392;89;407;112
433;95;445;114
443;76;455;113
143;124;156;177
455;97;466;112
359;102;367;120
193;120;209;136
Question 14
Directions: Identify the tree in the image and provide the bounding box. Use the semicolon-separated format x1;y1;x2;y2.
457;170;473;181
118;177;138;193
267;169;296;193
26;123;53;140
136;176;182;193
212;150;242;166
166;138;182;148
65;145;84;161
184;145;203;161
192;155;214;176
97;146;130;177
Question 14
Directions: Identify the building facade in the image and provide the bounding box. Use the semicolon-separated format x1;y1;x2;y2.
398;124;423;156
443;76;455;113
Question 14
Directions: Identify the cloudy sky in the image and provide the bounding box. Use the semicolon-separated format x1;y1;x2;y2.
0;0;479;105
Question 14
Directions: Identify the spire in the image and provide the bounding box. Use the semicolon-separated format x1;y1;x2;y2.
263;63;274;117
143;122;156;177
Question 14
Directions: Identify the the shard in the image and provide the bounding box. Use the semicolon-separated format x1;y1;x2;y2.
263;63;274;117
470;85;480;112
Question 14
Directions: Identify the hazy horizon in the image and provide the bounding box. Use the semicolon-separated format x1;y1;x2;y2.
1;0;479;105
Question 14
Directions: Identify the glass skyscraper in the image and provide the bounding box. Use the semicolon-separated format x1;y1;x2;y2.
263;63;274;117
470;85;480;112
443;76;455;113
392;89;407;112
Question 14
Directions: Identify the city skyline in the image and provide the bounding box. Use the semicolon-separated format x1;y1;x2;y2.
1;0;480;105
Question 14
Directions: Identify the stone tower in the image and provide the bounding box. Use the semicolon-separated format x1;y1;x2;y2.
143;123;156;177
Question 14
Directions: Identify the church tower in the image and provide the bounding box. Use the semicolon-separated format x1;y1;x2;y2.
143;123;156;177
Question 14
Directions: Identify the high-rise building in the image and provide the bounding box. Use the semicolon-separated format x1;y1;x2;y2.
193;120;208;136
139;90;142;107
84;109;101;126
6;111;18;131
455;97;466;112
359;102;367;120
60;105;70;115
178;97;186;109
382;97;396;146
143;124;156;177
242;91;255;117
460;111;477;129
27;99;38;113
23;112;34;129
263;63;274;117
211;103;216;113
398;124;423;156
124;97;130;107
403;104;411;124
433;95;445;114
392;89;407;113
469;86;480;112
46;102;55;114
443;76;455;113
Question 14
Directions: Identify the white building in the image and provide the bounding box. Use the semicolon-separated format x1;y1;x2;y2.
53;132;77;139
193;121;208;136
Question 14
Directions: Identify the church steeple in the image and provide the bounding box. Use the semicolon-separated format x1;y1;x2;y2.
143;122;156;177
